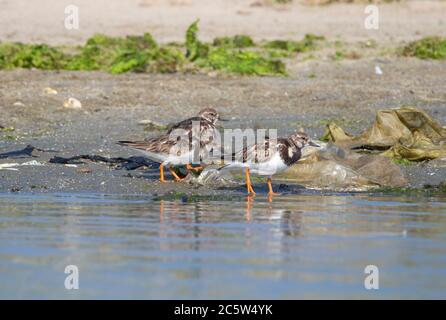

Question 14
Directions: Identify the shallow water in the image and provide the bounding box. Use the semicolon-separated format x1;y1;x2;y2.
0;192;445;299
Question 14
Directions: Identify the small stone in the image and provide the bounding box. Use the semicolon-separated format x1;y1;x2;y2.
375;65;383;75
13;101;25;107
63;98;82;109
76;167;92;174
207;71;218;77
43;87;58;95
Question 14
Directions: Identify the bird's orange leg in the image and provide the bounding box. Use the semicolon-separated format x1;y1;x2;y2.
159;165;166;183
245;168;256;195
186;164;204;172
267;177;279;198
169;166;187;182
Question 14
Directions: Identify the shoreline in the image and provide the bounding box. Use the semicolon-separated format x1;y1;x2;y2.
1;1;445;46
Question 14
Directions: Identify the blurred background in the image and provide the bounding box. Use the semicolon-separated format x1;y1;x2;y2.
1;0;445;45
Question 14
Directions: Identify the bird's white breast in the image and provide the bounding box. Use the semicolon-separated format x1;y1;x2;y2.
249;152;288;176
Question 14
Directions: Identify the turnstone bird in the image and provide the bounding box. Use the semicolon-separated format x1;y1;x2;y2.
219;131;319;197
118;108;225;182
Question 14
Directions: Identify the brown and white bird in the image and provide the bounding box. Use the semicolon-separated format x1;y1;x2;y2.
218;131;319;197
118;108;225;182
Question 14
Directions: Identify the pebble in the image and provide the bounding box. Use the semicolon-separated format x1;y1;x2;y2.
63;98;82;109
13;101;25;107
43;87;58;95
76;167;92;174
375;65;383;75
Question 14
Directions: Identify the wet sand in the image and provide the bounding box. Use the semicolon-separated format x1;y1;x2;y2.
1;0;446;194
1;57;446;194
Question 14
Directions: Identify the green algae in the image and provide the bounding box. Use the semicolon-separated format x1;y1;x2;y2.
186;20;286;76
0;43;67;70
204;47;286;76
66;33;161;73
392;158;416;166
0;21;319;76
264;34;325;53
185;19;209;61
213;35;255;48
0;126;15;133
401;37;446;60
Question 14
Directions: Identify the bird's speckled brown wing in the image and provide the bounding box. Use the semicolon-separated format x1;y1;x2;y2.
229;138;278;163
166;118;219;150
118;135;179;154
230;138;300;165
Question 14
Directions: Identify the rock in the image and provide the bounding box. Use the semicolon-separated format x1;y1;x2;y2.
63;98;82;109
13;101;25;107
43;87;58;95
76;167;92;174
375;65;383;75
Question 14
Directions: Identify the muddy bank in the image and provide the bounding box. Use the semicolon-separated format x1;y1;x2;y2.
1;57;446;194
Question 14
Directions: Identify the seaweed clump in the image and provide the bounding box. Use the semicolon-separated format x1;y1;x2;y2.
213;35;255;48
0;20;289;76
186;20;286;76
205;48;286;75
185;20;209;61
67;33;184;74
264;34;325;53
401;37;446;60
0;43;67;69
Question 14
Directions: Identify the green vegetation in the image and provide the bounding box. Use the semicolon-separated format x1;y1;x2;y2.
264;34;325;53
185;20;287;75
66;33;185;74
392;158;416;166
185;20;209;61
213;35;255;48
0;43;67;70
331;50;345;61
401;37;446;60
0;21;325;76
204;48;286;76
0;126;15;133
0;127;19;141
1;135;19;141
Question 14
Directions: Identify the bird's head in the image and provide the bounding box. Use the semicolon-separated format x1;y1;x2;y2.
289;130;320;149
198;108;226;124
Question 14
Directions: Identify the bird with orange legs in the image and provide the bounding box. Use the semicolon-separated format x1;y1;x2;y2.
218;131;319;200
118;108;225;182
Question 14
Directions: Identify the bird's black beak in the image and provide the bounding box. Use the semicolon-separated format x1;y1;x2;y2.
308;140;320;147
219;117;229;121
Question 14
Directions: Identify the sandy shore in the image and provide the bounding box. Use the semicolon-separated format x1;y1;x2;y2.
0;0;445;45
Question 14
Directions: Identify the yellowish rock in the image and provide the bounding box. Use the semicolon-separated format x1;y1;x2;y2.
63;98;82;109
43;87;58;95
